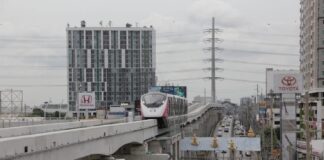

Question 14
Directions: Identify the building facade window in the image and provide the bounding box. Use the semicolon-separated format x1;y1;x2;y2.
67;25;156;111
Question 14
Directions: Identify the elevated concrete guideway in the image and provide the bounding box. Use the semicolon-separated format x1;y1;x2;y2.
0;119;125;138
0;120;158;160
0;103;222;160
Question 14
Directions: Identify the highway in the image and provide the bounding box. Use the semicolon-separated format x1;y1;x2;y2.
212;116;233;159
211;116;255;160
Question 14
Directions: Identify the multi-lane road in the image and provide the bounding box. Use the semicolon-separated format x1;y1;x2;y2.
211;115;255;160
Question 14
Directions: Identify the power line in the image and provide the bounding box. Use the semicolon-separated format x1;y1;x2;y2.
0;29;298;41
157;68;264;74
158;77;265;84
224;39;298;47
223;59;299;67
0;46;298;59
0;57;298;69
158;58;298;68
0;84;67;87
0;76;265;87
158;48;298;56
223;78;265;84
0;67;265;79
225;48;299;57
0;75;66;79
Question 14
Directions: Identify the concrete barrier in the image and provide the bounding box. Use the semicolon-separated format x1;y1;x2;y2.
0;119;124;138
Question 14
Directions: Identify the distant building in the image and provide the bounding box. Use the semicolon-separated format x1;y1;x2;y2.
297;140;324;159
41;104;68;114
224;98;231;103
192;95;212;104
240;97;253;107
66;21;156;117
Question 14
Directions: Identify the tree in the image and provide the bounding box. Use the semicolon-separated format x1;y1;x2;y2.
32;108;44;117
54;111;60;117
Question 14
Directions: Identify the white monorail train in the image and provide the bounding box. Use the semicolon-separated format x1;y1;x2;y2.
140;92;188;128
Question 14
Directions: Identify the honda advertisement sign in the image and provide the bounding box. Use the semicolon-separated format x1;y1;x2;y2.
78;92;96;109
273;73;302;94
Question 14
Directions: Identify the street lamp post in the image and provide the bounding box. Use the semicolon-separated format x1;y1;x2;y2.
43;101;48;120
76;83;81;121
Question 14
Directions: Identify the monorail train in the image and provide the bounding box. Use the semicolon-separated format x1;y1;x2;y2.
140;92;188;128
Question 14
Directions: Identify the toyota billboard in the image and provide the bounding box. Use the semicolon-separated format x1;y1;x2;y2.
78;92;96;109
273;73;303;94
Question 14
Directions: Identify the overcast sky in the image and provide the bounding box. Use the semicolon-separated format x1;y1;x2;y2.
0;0;300;106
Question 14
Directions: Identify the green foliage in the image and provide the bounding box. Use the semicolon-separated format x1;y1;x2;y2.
31;108;65;118
54;111;59;117
32;108;44;117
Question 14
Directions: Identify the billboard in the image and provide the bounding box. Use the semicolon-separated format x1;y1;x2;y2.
149;86;187;98
78;92;96;109
273;73;303;94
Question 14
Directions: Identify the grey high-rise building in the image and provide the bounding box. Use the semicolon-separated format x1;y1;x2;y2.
66;21;156;116
300;0;324;141
300;0;324;90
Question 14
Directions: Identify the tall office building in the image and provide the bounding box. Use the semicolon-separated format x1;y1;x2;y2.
300;0;324;90
67;21;156;116
300;1;324;140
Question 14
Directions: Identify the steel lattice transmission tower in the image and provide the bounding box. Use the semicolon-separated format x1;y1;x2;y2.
0;89;23;115
204;17;223;103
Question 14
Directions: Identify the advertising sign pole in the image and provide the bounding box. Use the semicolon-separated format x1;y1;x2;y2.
77;83;81;121
79;92;96;119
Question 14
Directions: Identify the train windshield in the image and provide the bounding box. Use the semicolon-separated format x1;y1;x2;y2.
142;93;166;108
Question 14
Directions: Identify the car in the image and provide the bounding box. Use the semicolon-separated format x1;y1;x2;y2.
218;128;223;132
217;131;222;137
235;130;242;135
224;127;229;132
245;151;251;157
221;124;225;127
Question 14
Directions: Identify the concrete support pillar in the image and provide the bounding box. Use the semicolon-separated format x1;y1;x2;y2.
174;142;178;160
170;143;173;157
148;140;162;153
176;141;180;160
130;144;147;155
171;143;177;160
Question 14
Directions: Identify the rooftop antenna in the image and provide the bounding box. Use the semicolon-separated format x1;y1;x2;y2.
67;23;70;28
99;21;103;26
135;22;139;27
108;21;112;27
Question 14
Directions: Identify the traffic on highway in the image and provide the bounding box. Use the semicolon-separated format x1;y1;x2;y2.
212;115;255;159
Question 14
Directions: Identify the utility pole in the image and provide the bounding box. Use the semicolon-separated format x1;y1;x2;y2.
10;89;13;116
76;82;81;121
204;88;206;105
270;90;274;157
305;91;311;160
256;84;259;104
0;91;1;115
